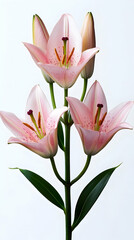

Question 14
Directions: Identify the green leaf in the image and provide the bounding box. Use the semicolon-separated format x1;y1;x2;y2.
18;168;65;211
58;121;64;151
72;165;120;230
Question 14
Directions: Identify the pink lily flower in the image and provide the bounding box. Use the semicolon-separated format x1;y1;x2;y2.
67;81;133;155
24;14;99;88
0;85;68;158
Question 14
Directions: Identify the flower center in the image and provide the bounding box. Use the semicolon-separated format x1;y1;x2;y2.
23;110;45;139
94;104;107;131
54;37;75;68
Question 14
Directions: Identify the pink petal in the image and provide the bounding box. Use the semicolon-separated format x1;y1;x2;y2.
33;14;49;54
38;48;98;88
8;129;58;158
0;111;36;141
76;122;132;156
101;101;134;132
47;14;82;66
84;80;107;123
46;107;68;134
67;97;93;128
24;42;48;64
25;85;52;133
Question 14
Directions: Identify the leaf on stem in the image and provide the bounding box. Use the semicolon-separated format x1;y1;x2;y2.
13;168;65;211
72;165;120;230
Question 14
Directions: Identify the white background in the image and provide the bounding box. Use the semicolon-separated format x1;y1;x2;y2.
0;0;134;239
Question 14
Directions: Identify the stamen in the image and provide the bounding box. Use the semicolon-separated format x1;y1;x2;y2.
94;103;104;131
38;112;41;128
23;122;35;132
54;48;61;62
67;47;75;64
99;112;107;125
62;55;66;65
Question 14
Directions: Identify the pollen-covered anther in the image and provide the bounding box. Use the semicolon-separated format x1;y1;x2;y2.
62;54;66;65
23;122;35;132
99;112;107;125
38;112;41;128
54;48;61;62
67;47;75;64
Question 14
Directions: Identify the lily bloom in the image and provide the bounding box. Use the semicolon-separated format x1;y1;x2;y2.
67;81;133;155
81;12;96;79
0;85;67;158
24;14;99;88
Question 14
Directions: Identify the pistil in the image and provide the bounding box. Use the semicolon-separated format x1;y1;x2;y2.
25;110;44;139
94;104;103;131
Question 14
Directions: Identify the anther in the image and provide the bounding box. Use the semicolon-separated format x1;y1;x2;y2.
99;112;107;126
38;112;41;128
62;55;66;65
67;48;75;64
23;122;35;132
54;48;61;62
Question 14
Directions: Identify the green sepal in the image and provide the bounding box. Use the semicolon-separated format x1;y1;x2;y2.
72;165;120;230
11;168;65;211
57;121;65;151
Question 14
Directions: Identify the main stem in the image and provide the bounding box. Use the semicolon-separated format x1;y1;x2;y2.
64;89;72;240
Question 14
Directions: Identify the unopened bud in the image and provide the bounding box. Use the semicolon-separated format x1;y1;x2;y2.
81;12;96;79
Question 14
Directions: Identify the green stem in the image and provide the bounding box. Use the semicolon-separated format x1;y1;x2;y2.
64;88;72;240
71;155;91;186
50;157;66;185
80;78;88;102
49;83;56;109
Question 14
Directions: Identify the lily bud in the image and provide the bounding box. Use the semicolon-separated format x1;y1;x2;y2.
33;14;54;83
81;12;96;79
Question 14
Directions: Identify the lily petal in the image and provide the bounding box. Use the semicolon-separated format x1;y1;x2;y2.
24;42;48;64
33;14;49;53
0;111;36;141
102;101;134;132
46;107;68;134
76;122;133;155
47;14;82;66
25;85;52;133
8;129;58;158
38;48;98;88
67;97;93;128
84;80;107;122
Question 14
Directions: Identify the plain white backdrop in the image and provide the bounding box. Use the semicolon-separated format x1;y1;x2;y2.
0;0;134;239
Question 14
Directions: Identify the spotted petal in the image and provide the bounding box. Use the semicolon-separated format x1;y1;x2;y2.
8;129;58;158
0;111;36;141
47;14;82;66
67;97;92;128
38;48;99;88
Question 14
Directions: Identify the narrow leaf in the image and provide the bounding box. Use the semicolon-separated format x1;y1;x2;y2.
72;165;119;230
58;121;64;151
18;168;65;211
